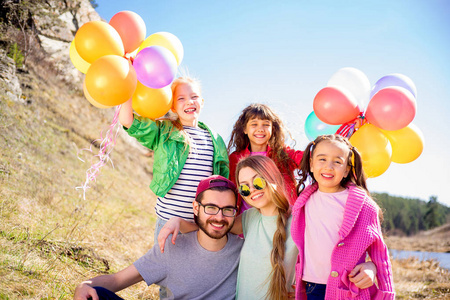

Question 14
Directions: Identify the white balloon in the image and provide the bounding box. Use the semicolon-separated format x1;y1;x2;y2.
327;67;371;111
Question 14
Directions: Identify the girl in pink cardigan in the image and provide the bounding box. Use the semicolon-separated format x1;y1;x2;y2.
291;134;395;300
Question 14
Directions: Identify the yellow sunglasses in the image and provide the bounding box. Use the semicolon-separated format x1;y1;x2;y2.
238;177;267;197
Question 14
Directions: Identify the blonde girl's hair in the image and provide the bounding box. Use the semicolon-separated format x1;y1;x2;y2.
296;134;369;195
228;103;297;184
236;155;290;300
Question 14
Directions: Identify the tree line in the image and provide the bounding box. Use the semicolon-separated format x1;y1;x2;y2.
373;193;450;236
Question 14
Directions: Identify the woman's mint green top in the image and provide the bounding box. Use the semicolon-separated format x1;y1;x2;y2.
236;208;298;299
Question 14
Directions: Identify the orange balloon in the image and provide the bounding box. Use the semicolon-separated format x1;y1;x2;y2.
75;21;124;64
109;11;146;54
380;123;424;164
138;32;184;66
83;79;113;109
69;40;90;74
85;55;137;106
132;82;173;119
349;124;392;178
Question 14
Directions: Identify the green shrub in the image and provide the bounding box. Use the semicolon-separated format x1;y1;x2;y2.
7;42;24;68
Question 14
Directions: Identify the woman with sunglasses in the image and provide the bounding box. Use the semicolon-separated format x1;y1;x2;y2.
233;155;297;299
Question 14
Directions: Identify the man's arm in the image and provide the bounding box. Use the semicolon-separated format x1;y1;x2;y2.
73;265;143;300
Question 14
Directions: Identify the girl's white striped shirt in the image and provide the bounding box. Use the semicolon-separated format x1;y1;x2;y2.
155;126;214;221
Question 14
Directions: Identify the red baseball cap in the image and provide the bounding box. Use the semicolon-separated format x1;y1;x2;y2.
195;175;238;200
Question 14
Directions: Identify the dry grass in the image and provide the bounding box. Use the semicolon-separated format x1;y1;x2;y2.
386;225;450;299
392;258;450;299
0;63;159;299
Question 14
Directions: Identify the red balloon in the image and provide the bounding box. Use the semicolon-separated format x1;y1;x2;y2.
365;86;416;131
109;11;146;53
313;86;360;125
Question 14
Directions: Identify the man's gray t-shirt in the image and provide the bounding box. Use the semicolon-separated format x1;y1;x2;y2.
134;231;243;300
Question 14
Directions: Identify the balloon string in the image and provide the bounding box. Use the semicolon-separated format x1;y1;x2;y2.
76;105;122;199
336;112;367;138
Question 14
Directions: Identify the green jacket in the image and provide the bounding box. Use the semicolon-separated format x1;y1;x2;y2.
125;115;229;197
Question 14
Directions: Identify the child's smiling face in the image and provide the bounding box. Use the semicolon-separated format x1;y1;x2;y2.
244;117;272;151
310;140;351;193
172;82;204;127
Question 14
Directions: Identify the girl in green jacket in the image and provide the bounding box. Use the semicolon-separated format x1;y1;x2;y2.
119;77;229;244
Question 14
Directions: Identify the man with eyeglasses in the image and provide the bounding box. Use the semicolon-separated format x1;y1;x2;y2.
73;175;243;300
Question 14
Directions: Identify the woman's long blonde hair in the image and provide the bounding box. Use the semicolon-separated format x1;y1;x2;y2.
236;155;290;300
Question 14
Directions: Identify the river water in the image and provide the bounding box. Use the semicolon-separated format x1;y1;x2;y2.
390;249;450;270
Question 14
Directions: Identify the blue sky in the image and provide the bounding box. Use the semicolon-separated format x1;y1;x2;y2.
94;0;450;206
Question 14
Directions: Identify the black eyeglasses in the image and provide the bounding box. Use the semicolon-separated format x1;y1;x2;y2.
197;202;237;217
238;177;267;197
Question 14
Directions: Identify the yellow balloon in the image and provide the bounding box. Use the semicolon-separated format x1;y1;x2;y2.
75;21;125;64
349;123;392;178
69;40;90;74
138;32;184;66
85;55;137;106
83;79;113;109
380;123;424;164
132;82;173;119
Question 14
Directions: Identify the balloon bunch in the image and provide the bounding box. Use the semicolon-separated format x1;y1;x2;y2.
71;11;184;199
70;10;183;119
305;67;424;178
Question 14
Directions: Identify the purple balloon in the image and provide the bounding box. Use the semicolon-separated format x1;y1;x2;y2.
133;45;177;89
370;73;417;99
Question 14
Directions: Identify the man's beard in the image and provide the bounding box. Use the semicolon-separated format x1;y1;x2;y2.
196;216;235;239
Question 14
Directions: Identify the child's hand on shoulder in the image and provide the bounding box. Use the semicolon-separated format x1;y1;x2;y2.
157;217;182;253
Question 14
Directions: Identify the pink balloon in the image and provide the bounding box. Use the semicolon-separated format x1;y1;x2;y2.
313;86;360;125
365;86;416;131
133;46;177;89
109;11;146;54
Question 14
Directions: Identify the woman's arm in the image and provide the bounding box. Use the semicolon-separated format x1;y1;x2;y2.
230;214;243;235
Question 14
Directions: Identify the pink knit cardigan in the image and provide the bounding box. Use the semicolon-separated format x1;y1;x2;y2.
291;183;395;300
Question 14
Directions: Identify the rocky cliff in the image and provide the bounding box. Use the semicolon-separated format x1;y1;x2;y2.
1;0;101;103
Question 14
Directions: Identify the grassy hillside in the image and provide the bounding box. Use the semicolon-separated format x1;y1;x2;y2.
0;58;159;298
